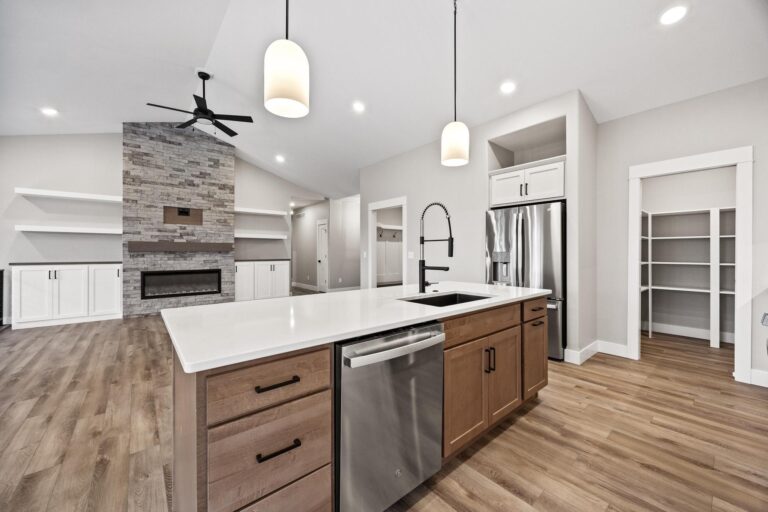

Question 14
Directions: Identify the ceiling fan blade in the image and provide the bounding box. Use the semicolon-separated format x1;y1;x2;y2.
213;120;237;137
176;119;196;129
146;103;194;115
193;94;207;111
213;114;254;123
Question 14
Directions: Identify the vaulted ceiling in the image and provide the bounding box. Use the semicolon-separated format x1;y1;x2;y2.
2;0;767;197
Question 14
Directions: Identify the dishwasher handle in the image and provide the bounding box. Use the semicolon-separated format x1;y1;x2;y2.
344;332;445;368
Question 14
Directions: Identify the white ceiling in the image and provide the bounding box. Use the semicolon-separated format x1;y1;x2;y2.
2;0;768;197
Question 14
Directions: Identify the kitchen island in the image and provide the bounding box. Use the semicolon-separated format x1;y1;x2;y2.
163;281;550;512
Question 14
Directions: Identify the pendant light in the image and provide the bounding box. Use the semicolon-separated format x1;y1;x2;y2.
441;0;469;167
264;0;310;118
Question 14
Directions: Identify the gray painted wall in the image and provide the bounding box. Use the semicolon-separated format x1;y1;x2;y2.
291;201;330;287
596;77;768;371
359;90;598;352
329;195;360;289
0;133;123;322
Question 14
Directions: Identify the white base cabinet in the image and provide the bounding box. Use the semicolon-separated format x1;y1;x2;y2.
12;263;122;329
235;261;290;302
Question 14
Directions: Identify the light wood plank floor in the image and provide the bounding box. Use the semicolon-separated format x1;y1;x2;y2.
0;318;766;511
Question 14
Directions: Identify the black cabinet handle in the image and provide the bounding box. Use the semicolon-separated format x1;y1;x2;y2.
256;438;301;464
532;320;545;326
531;306;544;312
489;347;496;372
519;183;523;196
117;268;120;278
254;375;300;394
525;183;528;195
484;348;492;374
48;270;52;279
54;270;57;279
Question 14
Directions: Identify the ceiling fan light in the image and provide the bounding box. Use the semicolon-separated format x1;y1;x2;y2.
441;121;470;167
264;39;310;118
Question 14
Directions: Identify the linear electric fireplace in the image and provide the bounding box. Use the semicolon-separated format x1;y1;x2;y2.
141;269;222;299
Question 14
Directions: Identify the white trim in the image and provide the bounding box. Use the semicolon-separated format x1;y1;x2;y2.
750;369;768;388
367;197;408;289
598;340;633;359
234;207;288;216
564;340;599;365
487;154;566;177
15;224;122;235
12;313;122;330
327;286;360;293
376;224;403;231
626;146;752;381
710;208;719;348
15;187;122;204
645;322;734;344
233;230;288;240
291;281;318;292
628;146;753;179
316;219;329;293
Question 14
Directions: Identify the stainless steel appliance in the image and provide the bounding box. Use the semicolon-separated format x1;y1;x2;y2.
335;323;444;512
486;201;566;359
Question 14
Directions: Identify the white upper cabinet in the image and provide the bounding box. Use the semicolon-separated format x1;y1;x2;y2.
89;264;122;317
490;160;564;207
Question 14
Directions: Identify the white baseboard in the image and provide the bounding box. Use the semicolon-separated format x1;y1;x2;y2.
12;313;123;330
641;321;734;344
327;286;360;293
291;282;318;292
597;339;634;359
564;340;599;365
750;369;768;388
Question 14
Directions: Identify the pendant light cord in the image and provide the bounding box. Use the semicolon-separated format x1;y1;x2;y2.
286;0;289;39
453;0;457;122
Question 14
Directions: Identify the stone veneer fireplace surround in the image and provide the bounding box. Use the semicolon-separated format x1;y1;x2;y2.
122;122;236;316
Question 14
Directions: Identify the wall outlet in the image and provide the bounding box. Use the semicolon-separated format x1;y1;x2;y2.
338;277;343;283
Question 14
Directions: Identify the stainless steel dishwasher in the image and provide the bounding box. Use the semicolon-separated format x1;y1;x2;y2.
335;322;444;512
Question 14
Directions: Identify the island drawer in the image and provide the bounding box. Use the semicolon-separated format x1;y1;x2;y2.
239;464;332;512
523;297;547;322
443;302;521;349
207;390;332;512
206;347;330;425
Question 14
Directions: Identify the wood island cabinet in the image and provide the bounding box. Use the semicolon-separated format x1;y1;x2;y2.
442;298;548;458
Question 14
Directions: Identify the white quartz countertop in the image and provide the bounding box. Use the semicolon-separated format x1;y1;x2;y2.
162;281;550;373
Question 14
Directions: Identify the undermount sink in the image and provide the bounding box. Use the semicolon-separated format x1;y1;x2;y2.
400;292;493;307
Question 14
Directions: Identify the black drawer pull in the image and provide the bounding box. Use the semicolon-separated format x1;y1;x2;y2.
484;348;492;374
256;438;301;464
532;320;545;327
489;347;496;372
254;375;300;394
530;306;544;312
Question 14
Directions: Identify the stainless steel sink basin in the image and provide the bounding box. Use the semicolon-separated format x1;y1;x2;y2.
400;292;493;307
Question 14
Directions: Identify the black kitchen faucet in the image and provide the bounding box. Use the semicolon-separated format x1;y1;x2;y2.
419;202;454;293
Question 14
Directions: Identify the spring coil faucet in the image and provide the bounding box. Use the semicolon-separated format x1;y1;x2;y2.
419;202;454;293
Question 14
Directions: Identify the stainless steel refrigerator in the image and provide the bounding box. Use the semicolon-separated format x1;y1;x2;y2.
486;201;566;360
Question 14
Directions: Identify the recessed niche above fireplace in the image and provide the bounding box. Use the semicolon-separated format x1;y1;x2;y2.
141;269;222;300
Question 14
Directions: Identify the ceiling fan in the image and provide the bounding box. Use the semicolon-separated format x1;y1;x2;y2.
147;71;253;137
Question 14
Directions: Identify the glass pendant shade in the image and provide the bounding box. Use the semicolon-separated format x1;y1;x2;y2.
441;121;470;167
264;38;310;118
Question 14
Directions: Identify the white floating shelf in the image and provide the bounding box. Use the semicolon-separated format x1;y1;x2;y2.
641;262;649;265
651;285;710;294
720;262;735;266
651;261;709;266
652;236;709;240
15;224;122;235
234;207;288;216
720;290;735;295
234;230;288;240
15;187;122;204
377;224;403;231
720;235;735;239
640;286;649;293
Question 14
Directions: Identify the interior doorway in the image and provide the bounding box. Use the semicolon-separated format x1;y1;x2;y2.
626;147;753;384
316;219;329;292
367;197;407;289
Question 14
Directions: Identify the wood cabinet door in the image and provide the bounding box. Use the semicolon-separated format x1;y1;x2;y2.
522;318;549;400
271;262;290;298
487;326;522;424
13;267;54;323
443;337;488;457
89;264;122;316
254;262;273;299
235;262;255;302
490;169;525;206
524;161;564;202
52;265;89;319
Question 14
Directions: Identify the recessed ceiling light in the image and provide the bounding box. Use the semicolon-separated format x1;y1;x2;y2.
660;5;688;25
40;107;59;117
499;81;517;95
275;154;286;163
352;101;366;113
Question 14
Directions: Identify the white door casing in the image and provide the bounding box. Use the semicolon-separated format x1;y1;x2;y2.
317;220;329;292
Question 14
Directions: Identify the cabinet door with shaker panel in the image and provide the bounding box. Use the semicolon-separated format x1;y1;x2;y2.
489;159;564;207
235;262;255;302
